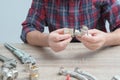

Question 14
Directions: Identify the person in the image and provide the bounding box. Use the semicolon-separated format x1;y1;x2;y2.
21;0;120;52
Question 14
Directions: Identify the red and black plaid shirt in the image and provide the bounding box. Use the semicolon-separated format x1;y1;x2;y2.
21;0;120;42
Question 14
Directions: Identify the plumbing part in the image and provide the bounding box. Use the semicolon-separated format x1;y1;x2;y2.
111;75;120;80
4;43;36;65
64;25;89;37
4;43;40;80
58;67;88;80
29;65;40;80
0;54;18;80
4;43;37;71
74;67;97;80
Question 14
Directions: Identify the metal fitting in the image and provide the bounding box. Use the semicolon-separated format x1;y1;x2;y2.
111;75;120;80
58;67;88;80
64;25;89;37
58;67;98;80
0;66;18;80
74;67;97;80
29;65;40;80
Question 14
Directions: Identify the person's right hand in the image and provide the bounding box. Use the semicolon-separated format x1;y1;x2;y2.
48;28;72;52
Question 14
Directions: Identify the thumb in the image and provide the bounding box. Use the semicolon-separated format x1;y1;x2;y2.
54;34;71;41
55;28;64;34
88;29;99;36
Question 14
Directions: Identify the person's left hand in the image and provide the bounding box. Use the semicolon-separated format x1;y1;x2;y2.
76;29;107;50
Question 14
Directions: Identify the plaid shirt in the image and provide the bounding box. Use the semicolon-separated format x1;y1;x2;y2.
21;0;120;42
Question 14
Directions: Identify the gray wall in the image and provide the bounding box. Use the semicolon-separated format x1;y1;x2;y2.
0;0;32;43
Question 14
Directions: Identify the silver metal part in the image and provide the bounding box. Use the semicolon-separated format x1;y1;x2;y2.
0;55;16;69
4;43;36;65
74;67;97;80
58;67;88;80
74;29;81;36
0;67;18;80
0;55;18;80
64;28;74;37
29;65;40;80
111;75;120;80
64;25;89;37
80;25;89;36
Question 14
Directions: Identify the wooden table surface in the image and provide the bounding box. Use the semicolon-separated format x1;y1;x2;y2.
0;43;120;80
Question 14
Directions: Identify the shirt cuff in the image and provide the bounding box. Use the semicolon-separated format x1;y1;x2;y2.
20;27;36;43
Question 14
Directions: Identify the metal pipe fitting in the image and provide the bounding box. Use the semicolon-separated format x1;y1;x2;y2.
74;67;97;80
58;67;88;80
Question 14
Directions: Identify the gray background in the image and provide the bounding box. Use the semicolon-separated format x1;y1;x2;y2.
0;0;32;43
0;0;109;43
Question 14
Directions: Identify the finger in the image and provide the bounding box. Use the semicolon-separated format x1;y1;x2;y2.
54;34;71;41
76;36;98;50
83;42;98;50
88;29;100;36
76;36;82;41
76;35;93;42
57;37;72;48
55;28;64;34
81;35;99;43
76;33;92;41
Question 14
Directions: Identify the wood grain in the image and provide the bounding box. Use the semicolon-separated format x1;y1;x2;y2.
0;43;120;80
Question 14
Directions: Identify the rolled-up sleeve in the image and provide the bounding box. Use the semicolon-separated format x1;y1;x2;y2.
21;0;46;43
102;0;120;32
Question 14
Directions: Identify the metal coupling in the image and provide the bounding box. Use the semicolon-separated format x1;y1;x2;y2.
0;66;18;80
74;67;97;80
58;67;88;80
29;65;40;80
111;75;120;80
58;67;97;80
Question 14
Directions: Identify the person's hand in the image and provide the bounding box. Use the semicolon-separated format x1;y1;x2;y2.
48;28;72;52
76;29;107;50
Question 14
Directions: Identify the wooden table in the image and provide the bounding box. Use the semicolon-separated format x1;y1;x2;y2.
0;43;120;80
